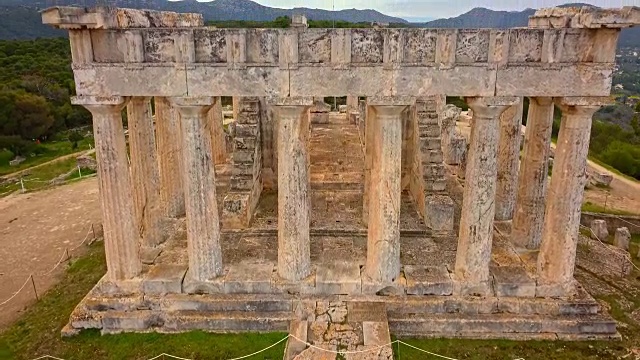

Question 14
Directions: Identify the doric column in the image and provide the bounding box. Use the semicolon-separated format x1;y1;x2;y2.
127;97;165;248
454;96;517;296
155;97;185;218
208;96;227;165
364;100;407;283
274;98;312;281
512;97;554;249
537;97;607;297
170;97;223;282
495;98;524;221
72;96;141;281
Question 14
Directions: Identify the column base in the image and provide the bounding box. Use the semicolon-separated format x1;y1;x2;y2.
452;279;494;297
535;280;578;298
95;275;143;296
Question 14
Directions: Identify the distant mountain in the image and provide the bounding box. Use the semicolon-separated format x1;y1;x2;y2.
0;0;408;40
421;5;640;48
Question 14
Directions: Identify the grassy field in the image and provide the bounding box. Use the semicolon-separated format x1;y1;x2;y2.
582;201;640;216
0;243;287;360
0;137;94;177
0;157;96;196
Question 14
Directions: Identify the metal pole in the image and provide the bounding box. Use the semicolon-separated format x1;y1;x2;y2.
30;275;38;301
78;165;82;178
66;248;71;265
20;178;25;193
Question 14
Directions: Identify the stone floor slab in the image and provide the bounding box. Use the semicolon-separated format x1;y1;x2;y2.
492;265;536;297
140;247;163;265
404;265;453;295
225;263;275;293
142;264;187;294
316;262;362;294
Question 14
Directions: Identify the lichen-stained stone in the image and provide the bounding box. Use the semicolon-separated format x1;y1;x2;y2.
142;264;188;295
224;263;275;294
351;29;383;63
194;29;227;63
455;29;490;63
614;227;631;251
590;219;609;241
561;28;619;63
246;29;279;63
316;262;362;295
403;29;437;64
299;29;332;63
508;29;543;63
425;195;455;231
491;265;535;297
405;265;453;296
92;30;126;63
143;29;178;63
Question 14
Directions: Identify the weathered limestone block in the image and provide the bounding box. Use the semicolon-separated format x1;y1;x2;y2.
275;99;312;281
127;97;165;248
537;97;608;297
364;103;406;284
448;134;467;166
495;98;524;221
491;266;536;297
170;96;223;284
425;195;455;231
589;172;614;187
72;96;141;281
316;262;361;295
614;227;631;251
76;154;97;171
454;96;517;296
590;219;609;241
404;265;453;296
529;6;640;29
512;97;554;249
155;97;185;218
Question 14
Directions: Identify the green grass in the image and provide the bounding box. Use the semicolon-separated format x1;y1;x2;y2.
0;157;92;196
581;201;639;216
0;138;94;176
0;244;287;360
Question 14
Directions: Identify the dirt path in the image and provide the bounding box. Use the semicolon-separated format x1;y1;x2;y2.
0;149;95;180
0;177;101;330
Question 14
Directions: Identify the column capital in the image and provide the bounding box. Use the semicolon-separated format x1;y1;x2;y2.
270;96;314;106
71;95;129;114
368;96;415;106
465;96;520;119
169;96;216;117
529;96;554;106
554;96;611;115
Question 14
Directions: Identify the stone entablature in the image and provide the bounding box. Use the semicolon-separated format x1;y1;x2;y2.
40;7;632;98
529;6;640;29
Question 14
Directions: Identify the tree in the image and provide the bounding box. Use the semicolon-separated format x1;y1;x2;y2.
635;101;640;112
12;92;54;140
68;131;84;149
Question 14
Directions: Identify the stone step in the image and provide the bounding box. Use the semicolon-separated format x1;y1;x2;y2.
99;310;293;334
389;313;617;338
385;295;600;316
148;293;293;312
161;310;293;333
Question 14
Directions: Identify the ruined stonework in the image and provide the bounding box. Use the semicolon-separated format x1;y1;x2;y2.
44;5;636;342
223;97;263;229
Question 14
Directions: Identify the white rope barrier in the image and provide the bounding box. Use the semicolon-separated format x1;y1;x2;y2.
28;334;528;360
0;224;96;308
611;215;640;229
0;275;32;306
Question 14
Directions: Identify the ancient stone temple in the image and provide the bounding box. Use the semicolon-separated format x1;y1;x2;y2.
42;5;640;349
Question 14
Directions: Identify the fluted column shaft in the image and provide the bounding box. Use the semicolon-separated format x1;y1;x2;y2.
171;97;223;281
364;105;406;283
454;96;516;295
127;97;164;248
155;97;185;218
73;96;141;281
495;98;523;221
512;97;554;249
537;98;604;297
275;103;312;281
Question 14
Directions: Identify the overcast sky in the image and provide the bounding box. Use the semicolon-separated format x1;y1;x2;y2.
249;0;640;20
